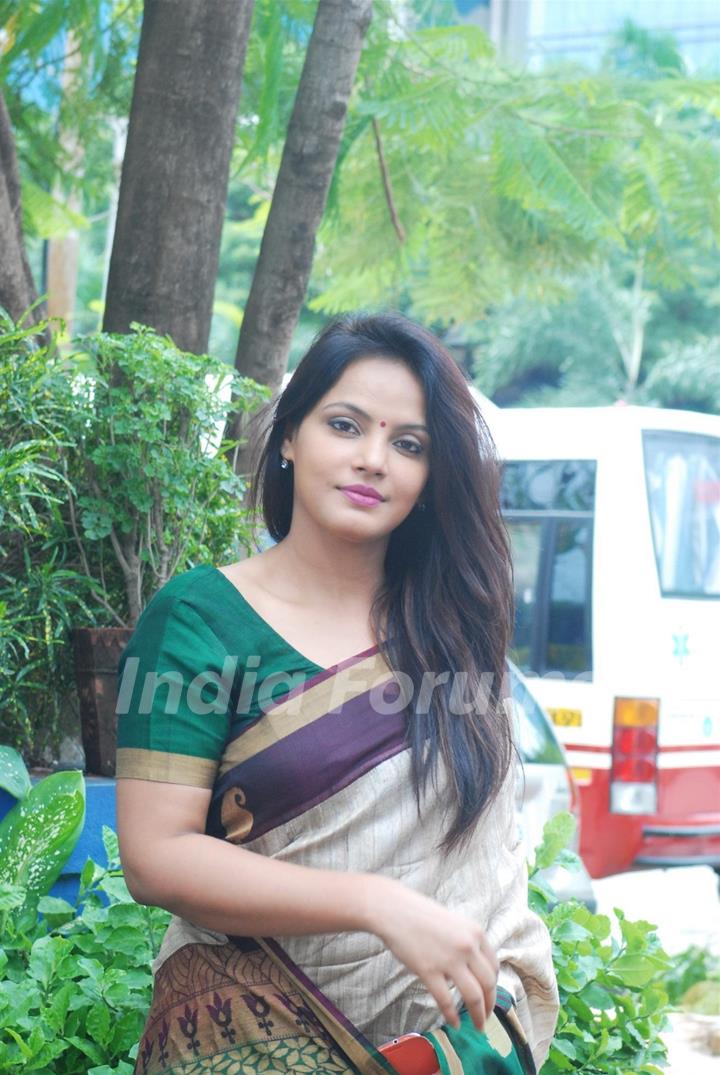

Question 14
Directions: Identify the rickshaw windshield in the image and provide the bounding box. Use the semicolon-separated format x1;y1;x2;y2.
643;431;720;598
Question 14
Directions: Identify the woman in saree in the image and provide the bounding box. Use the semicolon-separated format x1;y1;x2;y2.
115;312;560;1075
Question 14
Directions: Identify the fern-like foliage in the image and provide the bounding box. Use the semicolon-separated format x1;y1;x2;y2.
639;337;720;413
306;15;720;323
467;242;719;414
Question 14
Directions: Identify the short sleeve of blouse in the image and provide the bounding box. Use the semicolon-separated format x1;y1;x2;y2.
115;590;233;789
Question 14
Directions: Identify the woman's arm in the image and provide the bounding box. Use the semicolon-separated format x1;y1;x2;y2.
117;777;499;1032
117;778;373;935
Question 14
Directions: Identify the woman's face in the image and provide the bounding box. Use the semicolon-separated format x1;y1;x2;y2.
281;356;431;543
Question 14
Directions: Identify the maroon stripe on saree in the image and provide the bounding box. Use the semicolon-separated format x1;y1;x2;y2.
209;679;410;843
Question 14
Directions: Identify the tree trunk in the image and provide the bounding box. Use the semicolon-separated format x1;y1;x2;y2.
0;92;44;326
103;0;254;354
223;0;373;473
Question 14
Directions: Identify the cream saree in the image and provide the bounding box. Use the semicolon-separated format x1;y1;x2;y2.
132;646;559;1074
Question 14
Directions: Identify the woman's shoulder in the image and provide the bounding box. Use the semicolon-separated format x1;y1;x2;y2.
127;564;211;633
119;565;215;662
121;565;238;660
129;559;272;657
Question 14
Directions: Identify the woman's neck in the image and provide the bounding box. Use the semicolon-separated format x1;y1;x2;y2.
263;531;386;609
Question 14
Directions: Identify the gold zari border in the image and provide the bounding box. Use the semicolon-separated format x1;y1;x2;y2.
219;650;395;777
115;747;217;788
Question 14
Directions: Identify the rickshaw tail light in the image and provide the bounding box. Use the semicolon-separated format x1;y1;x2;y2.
610;697;659;815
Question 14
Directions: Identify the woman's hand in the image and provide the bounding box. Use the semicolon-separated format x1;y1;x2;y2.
361;874;499;1032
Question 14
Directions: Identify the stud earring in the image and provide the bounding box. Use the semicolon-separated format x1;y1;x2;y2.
280;457;289;469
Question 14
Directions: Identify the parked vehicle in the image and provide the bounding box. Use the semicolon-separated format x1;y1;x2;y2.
489;403;720;879
508;659;596;910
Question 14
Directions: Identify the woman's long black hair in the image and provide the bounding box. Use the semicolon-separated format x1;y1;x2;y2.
247;312;516;853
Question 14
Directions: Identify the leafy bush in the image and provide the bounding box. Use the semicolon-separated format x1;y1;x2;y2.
660;943;720;1008
0;314;99;761
0;314;272;762
61;322;271;627
0;747;169;1072
0;829;169;1073
531;813;672;1075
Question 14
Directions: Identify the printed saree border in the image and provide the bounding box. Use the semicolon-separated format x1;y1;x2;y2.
136;929;535;1075
493;1002;537;1075
244;935;398;1075
426;1028;463;1075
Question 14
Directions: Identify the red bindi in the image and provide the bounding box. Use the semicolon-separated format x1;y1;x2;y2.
379;420;386;427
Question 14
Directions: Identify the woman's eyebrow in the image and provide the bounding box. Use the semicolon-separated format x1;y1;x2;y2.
321;401;429;433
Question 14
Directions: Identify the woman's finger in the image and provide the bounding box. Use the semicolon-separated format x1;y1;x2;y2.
424;973;461;1029
466;949;497;1024
451;964;488;1031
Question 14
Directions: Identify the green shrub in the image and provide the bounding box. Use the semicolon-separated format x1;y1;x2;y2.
0;747;169;1072
532;813;672;1074
659;943;720;1008
0;314;98;761
0;829;169;1073
61;322;271;628
0;314;272;762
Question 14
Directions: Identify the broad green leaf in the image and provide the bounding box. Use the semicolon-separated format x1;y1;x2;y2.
547;1043;575;1070
28;934;71;988
0;770;85;895
63;1036;106;1065
88;1068;128;1075
101;825;119;867
554;919;591;943
80;857;99;891
0;745;32;800
99;874;132;903
552;1037;578;1060
43;980;74;1034
532;811;577;871
3;1026;33;1059
610;953;668;987
87;1003;112;1046
0;880;27;911
618;914;662;952
579;982;616;1010
37;893;77;927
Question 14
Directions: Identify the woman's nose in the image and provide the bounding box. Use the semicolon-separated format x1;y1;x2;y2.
354;433;388;472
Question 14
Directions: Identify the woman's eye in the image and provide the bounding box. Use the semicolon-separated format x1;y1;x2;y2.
328;419;423;455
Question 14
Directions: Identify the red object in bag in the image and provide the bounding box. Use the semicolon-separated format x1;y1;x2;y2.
378;1032;441;1074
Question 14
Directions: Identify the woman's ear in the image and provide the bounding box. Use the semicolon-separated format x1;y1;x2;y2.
281;429;298;466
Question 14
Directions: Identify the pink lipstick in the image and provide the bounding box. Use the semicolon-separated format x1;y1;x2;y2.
340;488;384;507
